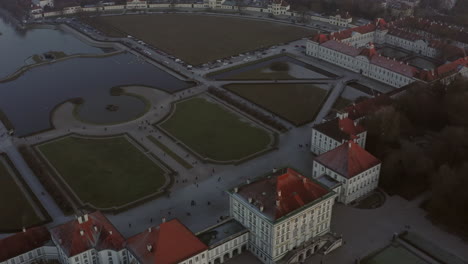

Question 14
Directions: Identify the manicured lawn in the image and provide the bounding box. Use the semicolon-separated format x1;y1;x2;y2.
363;244;428;264
221;65;294;80
224;83;329;126
0;158;41;231
38;136;168;209
147;135;193;169
89;14;315;65
159;97;272;162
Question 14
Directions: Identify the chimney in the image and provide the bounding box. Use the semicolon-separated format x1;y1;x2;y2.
22;227;26;233
348;142;352;148
246;179;250;184
278;191;282;197
147;244;153;253
276;200;280;207
80;230;84;236
93;225;98;232
260;205;264;212
148;227;152;233
354;120;358;126
109;231;113;235
234;187;238;193
303;177;307;184
83;214;89;222
77;216;83;224
248;197;253;203
162;217;166;223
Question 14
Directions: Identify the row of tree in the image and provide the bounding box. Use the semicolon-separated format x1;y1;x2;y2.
362;77;468;237
291;0;386;20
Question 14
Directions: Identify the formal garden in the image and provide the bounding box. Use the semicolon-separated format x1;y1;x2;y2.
223;83;329;126
0;155;43;232
36;135;171;210
157;96;275;163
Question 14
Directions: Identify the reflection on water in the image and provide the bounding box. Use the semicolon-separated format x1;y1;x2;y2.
0;17;104;78
0;53;192;136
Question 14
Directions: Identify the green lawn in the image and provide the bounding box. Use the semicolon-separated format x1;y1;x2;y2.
0;158;42;231
159;97;272;162
363;245;428;264
38;136;168;209
224;83;329;126
147;136;193;169
89;14;315;65
218;63;295;80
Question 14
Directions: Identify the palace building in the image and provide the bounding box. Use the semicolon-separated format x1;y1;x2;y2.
312;141;381;205
310;111;367;155
227;168;342;264
307;18;468;87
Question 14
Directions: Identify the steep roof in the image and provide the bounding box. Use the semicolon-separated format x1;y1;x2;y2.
50;211;126;257
345;94;392;120
313;116;365;142
233;168;331;221
126;219;208;264
419;56;468;81
314;141;380;179
0;227;52;262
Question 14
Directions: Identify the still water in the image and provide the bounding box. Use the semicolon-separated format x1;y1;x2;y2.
0;18;192;136
0;17;105;79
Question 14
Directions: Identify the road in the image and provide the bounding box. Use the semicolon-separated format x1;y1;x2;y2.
0;122;67;224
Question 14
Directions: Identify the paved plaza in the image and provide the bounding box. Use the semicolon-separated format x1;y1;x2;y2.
0;13;466;263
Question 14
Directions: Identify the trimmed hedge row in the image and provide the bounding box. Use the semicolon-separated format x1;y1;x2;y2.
18;145;74;215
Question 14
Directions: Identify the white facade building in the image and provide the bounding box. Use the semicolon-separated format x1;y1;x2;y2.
311;111;367;155
228;168;341;264
50;212;128;264
267;0;290;16
307;18;468;87
0;227;58;264
312;141;381;204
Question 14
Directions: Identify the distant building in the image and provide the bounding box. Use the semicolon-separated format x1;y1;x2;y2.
50;212;128;264
267;0;290;16
126;0;148;9
311;111;367;155
312;141;381;204
307;18;468;87
0;227;58;264
328;11;352;27
228;168;342;264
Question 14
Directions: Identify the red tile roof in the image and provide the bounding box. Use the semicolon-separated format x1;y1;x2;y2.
314;141;380;179
314;116;365;142
235;168;331;221
359;44;378;58
0;227;51;262
321;40;360;57
313;33;330;44
418;56;468;81
50;211;126;257
126;219;208;264
370;55;419;77
344;94;392;120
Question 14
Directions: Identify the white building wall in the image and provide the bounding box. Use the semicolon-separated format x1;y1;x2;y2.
0;246;58;264
206;234;248;263
230;193;336;264
178;251;208;264
312;161;380;204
